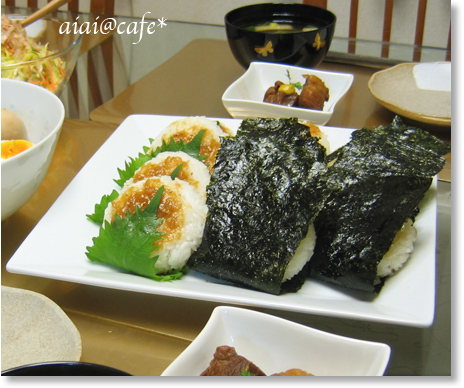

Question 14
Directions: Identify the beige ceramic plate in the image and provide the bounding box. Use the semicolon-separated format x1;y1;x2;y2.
368;62;451;126
1;286;82;372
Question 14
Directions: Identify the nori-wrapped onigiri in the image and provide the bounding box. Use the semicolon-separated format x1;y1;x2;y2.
188;118;329;295
308;116;451;293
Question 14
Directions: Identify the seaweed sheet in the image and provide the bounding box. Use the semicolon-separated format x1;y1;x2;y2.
188;118;329;295
308;116;451;294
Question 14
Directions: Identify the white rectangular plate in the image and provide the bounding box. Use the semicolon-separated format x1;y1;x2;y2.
6;114;437;327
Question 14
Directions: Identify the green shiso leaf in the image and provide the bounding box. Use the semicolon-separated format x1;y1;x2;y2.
151;130;207;161
86;186;185;281
114;151;153;187
88;130;208;224
114;130;207;187
170;163;183;179
86;189;119;224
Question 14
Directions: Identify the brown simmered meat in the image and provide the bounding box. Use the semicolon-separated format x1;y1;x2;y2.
298;74;330;110
200;346;266;376
263;81;299;107
263;75;329;110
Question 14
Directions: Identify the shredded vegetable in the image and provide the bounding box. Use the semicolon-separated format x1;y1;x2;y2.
1;14;66;93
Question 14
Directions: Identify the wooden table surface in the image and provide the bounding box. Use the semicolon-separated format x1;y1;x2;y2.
89;39;451;181
1;29;452;376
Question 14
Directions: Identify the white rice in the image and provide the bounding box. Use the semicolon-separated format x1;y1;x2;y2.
376;218;417;278
124;151;211;198
283;223;317;282
149;116;231;173
317;130;330;154
105;176;207;274
149;116;230;153
301;121;331;153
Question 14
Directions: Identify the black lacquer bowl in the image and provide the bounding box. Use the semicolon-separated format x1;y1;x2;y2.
2;362;131;376
225;3;336;69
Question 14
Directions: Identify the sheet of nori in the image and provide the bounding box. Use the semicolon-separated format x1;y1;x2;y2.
188;118;329;295
308;116;451;294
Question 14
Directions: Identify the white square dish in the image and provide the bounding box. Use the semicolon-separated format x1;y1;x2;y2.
161;306;391;376
222;62;354;125
6;115;438;328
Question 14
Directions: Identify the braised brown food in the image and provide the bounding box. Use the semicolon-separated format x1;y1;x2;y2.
201;345;266;376
201;345;314;376
263;80;299;107
271;368;314;376
298;74;330;110
263;74;329;111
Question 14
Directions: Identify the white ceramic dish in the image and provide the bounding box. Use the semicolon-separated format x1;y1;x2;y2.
6;114;437;328
1;286;81;371
222;62;354;125
1;78;65;220
368;62;451;126
161;306;391;376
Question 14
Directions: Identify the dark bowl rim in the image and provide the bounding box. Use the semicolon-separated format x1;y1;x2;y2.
224;3;337;32
1;361;132;376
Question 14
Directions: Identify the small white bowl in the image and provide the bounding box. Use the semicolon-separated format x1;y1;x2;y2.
1;78;65;220
222;62;354;125
161;306;391;376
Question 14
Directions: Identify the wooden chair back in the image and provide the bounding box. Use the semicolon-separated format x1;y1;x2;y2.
303;0;451;62
67;0;116;111
68;0;114;15
4;0;114;15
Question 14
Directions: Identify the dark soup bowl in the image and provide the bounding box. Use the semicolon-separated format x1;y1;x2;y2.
2;362;131;376
225;3;336;69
